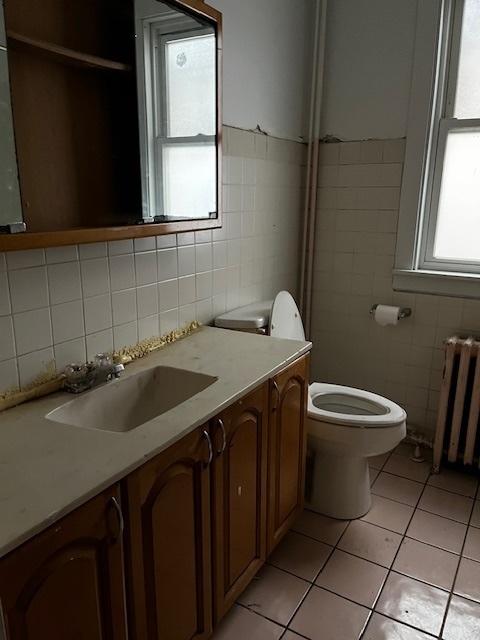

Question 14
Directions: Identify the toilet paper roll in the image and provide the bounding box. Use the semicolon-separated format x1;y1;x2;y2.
374;304;400;327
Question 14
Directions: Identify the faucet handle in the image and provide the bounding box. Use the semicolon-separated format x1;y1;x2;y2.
94;353;113;368
111;363;125;379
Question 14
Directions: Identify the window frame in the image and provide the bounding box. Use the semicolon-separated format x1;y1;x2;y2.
149;23;216;220
394;0;480;298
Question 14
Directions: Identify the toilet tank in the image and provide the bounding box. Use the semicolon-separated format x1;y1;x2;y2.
214;300;273;333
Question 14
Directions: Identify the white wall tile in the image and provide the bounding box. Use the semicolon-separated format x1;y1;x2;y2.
78;242;107;259
177;246;195;277
112;289;137;325
178;276;196;306
0;358;19;391
108;239;133;255
45;245;78;264
9;266;49;313
114;321;138;350
134;237;156;252
136;284;158;319
109;254;136;292
54;338;86;370
0;316;16;361
158;248;179;281
17;347;55;389
156;234;177;249
80;258;110;298
6;249;45;270
0;271;11;315
196;272;212;301
51;300;85;344
138;314;159;340
86;329;113;360
177;232;194;246
135;251;157;286
179;303;196;325
213;242;227;269
48;262;81;304
158;279;178;312
83;294;112;335
160;308;179;334
14;308;52;355
195;244;212;273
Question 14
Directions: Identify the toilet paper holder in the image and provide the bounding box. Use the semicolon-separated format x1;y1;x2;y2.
369;304;412;320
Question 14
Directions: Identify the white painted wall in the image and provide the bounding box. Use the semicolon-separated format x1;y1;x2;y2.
210;0;314;141
321;0;418;141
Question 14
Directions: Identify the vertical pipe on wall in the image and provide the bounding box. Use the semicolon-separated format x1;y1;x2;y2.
300;0;327;338
299;0;321;315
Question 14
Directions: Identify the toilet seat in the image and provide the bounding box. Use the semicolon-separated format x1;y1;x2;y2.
308;383;406;428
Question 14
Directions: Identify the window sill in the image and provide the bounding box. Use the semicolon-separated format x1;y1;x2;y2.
393;269;480;299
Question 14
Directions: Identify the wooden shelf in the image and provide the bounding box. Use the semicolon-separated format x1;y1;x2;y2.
7;31;132;73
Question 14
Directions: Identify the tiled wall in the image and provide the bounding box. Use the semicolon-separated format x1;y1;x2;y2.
0;126;305;395
310;139;480;441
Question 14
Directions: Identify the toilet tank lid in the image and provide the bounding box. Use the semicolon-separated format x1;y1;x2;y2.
214;300;273;330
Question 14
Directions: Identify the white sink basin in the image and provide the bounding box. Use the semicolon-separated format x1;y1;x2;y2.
46;365;217;433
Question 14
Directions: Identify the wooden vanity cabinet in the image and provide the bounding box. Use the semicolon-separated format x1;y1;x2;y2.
0;485;128;640
0;356;308;640
210;383;269;623
123;424;213;640
267;355;309;554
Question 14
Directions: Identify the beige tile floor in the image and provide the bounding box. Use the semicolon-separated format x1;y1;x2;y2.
212;443;480;640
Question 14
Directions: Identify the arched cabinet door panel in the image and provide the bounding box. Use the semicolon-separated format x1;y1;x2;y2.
267;355;309;554
211;383;268;623
0;485;128;640
124;424;212;640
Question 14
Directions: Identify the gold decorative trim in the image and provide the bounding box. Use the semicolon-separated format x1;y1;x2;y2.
113;320;200;364
0;321;201;413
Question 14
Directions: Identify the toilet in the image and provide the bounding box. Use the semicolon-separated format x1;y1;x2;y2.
215;291;407;520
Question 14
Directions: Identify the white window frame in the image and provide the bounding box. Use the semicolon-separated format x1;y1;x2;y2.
394;0;480;298
136;10;216;221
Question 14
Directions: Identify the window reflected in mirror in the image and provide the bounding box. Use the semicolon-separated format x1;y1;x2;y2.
136;1;218;222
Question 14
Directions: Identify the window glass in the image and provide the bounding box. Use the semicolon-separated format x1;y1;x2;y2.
433;128;480;262
453;0;480;118
165;34;215;138
162;144;216;218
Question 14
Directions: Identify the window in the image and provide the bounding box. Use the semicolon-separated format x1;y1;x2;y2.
395;0;480;297
142;16;216;221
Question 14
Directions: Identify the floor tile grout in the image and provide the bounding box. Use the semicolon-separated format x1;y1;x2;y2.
230;447;480;640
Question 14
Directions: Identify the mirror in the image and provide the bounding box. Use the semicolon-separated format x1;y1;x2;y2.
0;0;221;249
136;1;218;222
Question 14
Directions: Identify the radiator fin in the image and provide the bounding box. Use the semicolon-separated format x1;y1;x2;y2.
433;336;480;472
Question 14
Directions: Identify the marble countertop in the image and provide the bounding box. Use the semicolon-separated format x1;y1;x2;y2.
0;326;311;559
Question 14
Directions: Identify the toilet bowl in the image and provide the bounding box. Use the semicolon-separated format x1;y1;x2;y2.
215;291;407;520
307;383;406;519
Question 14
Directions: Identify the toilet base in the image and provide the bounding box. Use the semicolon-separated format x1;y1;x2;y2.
306;450;372;520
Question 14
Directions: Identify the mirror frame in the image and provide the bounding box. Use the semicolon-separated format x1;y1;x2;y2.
0;0;222;251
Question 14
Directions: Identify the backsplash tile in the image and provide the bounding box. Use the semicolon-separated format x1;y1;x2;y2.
310;138;480;440
0;126;305;394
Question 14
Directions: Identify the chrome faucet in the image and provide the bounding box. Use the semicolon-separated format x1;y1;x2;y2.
64;353;125;394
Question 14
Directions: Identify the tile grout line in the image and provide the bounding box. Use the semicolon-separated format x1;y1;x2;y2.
358;457;434;639
234;452;478;640
437;479;480;640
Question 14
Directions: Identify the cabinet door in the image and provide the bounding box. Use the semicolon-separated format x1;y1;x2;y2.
267;355;309;554
0;485;128;640
124;425;212;640
211;383;268;622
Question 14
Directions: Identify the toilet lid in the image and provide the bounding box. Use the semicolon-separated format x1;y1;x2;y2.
269;291;306;341
308;383;406;427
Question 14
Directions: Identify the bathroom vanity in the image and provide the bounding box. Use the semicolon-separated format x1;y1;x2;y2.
0;327;310;639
